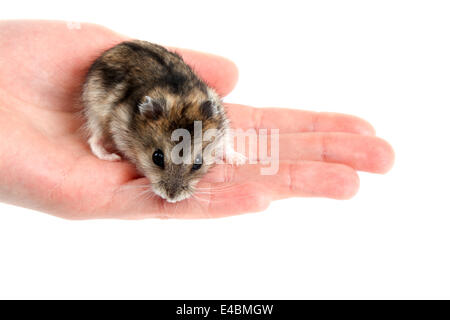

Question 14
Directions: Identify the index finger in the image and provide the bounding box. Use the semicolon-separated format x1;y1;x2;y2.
169;47;239;97
226;103;376;135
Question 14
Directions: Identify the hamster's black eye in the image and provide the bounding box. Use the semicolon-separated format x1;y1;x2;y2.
192;155;202;171
152;149;165;169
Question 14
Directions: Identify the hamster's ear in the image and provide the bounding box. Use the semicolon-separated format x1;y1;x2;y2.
138;96;164;120
200;100;218;119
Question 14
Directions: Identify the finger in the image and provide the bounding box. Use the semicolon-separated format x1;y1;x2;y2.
261;133;394;173
169;47;239;97
226;103;376;135
203;161;360;201
195;162;359;218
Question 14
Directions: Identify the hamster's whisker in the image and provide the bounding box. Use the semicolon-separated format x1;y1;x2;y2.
118;184;153;191
129;188;157;202
191;193;230;204
191;194;211;204
119;187;156;202
194;185;241;193
195;184;237;191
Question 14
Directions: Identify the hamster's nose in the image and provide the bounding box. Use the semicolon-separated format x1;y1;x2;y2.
163;178;183;201
167;190;177;199
165;184;180;200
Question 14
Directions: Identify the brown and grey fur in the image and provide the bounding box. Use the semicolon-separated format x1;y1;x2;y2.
82;40;239;202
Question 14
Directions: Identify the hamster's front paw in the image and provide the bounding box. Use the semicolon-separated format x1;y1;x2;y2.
88;136;122;161
224;146;247;165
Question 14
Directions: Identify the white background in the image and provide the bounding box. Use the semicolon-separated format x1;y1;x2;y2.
1;0;449;299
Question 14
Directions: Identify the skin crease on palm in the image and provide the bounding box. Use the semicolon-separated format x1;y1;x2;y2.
0;20;394;220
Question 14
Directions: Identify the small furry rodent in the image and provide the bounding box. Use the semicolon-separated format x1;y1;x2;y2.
82;40;241;202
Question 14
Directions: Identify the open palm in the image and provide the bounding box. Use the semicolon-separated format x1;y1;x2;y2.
0;20;394;219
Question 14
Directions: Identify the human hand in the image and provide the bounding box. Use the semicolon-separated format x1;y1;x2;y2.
0;20;394;219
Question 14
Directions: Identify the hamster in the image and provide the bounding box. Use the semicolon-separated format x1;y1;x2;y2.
82;40;241;203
